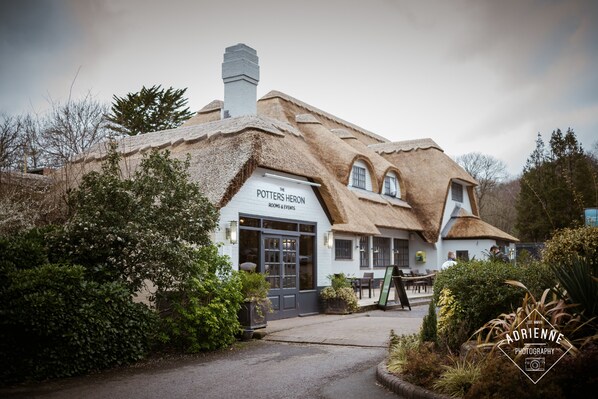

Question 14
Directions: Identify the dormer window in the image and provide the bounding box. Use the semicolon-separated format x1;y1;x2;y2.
383;171;400;198
352;165;366;189
451;181;463;203
384;175;397;197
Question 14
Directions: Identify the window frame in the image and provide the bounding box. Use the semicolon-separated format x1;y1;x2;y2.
352;165;366;189
334;239;353;260
372;237;391;267
451;181;463;203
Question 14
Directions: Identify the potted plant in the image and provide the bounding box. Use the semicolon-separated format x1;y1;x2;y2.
320;273;359;314
238;270;272;330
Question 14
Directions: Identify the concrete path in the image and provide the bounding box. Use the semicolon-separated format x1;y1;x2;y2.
263;307;427;347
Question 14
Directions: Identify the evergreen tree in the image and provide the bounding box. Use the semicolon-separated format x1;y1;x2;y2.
516;129;598;241
107;85;194;136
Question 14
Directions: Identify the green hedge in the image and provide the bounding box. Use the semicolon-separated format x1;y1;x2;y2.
433;260;553;338
157;246;244;352
0;264;157;383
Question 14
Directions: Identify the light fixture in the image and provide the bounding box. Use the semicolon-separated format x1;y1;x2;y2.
324;231;334;248
226;220;238;244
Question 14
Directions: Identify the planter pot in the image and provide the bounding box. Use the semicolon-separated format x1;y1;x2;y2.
238;300;268;329
323;298;352;315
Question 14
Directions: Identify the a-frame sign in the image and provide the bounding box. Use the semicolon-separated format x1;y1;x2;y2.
377;265;411;310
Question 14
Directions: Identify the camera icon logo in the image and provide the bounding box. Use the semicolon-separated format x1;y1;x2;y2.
525;357;545;372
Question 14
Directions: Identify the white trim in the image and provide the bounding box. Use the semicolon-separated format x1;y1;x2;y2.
263;172;321;187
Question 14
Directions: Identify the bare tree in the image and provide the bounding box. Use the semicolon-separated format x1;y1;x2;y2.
455;152;509;215
37;92;113;167
0;113;23;171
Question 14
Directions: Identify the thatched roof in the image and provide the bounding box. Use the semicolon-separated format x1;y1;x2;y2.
68;109;423;236
442;206;519;241
67;90;517;242
371;140;487;243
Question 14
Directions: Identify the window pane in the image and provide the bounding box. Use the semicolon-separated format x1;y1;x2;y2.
263;219;298;231
456;250;469;261
239;217;260;227
373;237;391;267
334;239;352;260
451;181;463;202
352;166;366;189
299;235;315;290
360;236;369;268
300;224;315;233
239;229;259;266
393;239;409;268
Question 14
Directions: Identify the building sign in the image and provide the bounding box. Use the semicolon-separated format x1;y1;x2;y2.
497;308;575;384
256;187;306;211
585;208;598;227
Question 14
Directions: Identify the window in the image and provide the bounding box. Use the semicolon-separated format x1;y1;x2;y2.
359;236;369;268
300;235;315;290
372;237;391;267
451;181;463;202
393;239;409;268
335;239;353;260
384;175;397;197
456;250;469;261
352;165;366;189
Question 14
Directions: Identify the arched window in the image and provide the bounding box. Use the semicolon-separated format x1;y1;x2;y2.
383;171;400;198
349;159;373;191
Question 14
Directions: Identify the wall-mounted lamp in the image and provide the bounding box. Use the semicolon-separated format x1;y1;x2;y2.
225;220;238;244
324;231;334;248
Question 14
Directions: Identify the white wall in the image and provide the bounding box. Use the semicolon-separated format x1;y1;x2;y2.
217;167;332;287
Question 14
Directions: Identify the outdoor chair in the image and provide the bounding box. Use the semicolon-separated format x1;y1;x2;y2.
357;272;374;299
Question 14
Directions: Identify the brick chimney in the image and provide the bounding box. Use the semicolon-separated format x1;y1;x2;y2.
221;43;259;118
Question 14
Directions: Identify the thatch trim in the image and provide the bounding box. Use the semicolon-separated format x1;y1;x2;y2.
295;114;321;124
76;115;302;164
261;90;389;144
199;100;223;114
369;138;442;154
331;128;355;139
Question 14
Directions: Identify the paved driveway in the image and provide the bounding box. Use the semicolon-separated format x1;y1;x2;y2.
1;307;426;399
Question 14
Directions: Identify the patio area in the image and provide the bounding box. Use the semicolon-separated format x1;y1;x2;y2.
356;284;433;310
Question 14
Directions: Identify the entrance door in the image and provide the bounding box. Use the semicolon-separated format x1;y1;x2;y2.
263;235;300;319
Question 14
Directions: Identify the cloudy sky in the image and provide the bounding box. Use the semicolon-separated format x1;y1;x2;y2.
1;0;597;176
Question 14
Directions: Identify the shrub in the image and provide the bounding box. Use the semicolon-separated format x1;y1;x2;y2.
239;270;271;301
56;145;219;295
387;331;420;374
157;246;244;352
464;354;565;399
420;299;438;344
401;342;447;389
0;264;157;383
433;359;481;398
320;273;358;313
434;260;552;342
543;226;598;266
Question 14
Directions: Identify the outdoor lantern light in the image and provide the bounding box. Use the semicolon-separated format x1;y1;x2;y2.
226;220;238;244
324;231;333;248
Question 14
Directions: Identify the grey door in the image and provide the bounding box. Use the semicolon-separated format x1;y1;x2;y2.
263;235;299;319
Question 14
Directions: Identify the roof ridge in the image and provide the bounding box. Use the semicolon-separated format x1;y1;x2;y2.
260;90;389;144
369;138;443;154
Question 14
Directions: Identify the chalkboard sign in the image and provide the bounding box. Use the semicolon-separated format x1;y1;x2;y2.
378;266;411;310
392;275;411;311
378;266;395;308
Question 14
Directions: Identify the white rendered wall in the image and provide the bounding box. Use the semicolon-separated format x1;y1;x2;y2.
216;167;332;288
